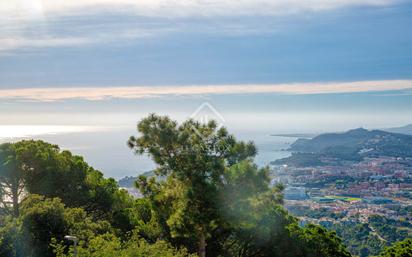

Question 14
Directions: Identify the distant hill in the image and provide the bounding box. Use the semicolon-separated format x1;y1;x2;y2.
384;124;412;135
290;128;412;156
118;176;137;188
274;128;412;166
118;170;155;188
117;171;156;188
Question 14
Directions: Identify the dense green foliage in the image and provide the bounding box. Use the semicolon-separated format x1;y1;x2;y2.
333;222;385;257
0;115;406;257
53;233;196;257
0;140;133;224
379;238;412;257
288;205;411;257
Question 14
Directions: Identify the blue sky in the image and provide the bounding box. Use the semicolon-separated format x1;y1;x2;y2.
1;0;412;177
1;1;412;86
1;0;411;127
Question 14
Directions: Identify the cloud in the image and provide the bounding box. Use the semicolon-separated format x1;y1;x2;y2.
0;0;400;52
0;28;158;53
1;80;411;102
0;0;398;20
0;36;92;52
0;12;171;53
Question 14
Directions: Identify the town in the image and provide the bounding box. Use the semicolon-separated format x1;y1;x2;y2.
272;156;412;222
270;156;412;255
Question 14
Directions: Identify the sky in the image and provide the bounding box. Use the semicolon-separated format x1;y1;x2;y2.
1;0;412;178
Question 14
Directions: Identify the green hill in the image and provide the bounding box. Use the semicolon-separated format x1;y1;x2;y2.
290;128;412;157
274;128;412;166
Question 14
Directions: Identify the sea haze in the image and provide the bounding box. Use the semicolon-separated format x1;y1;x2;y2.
8;122;411;179
0;126;294;179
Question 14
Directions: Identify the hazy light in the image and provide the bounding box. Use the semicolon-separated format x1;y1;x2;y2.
0;125;98;140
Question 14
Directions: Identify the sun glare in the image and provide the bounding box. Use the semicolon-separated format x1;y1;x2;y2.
0;125;94;140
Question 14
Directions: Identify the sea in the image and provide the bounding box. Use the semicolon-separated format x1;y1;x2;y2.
0;126;296;179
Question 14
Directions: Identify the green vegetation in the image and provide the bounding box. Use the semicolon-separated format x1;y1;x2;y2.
333;222;387;257
287;204;411;257
322;215;409;257
324;196;361;202
379;238;412;257
0;114;408;257
277;128;412;166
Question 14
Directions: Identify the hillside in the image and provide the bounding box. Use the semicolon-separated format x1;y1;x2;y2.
384;124;412;135
274;128;412;166
118;170;157;188
290;128;412;157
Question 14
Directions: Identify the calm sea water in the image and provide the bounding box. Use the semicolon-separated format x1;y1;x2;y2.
0;126;296;178
255;137;294;167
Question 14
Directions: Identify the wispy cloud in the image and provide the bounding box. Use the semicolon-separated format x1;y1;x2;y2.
0;13;172;53
1;80;411;102
0;0;400;53
0;0;398;20
0;28;159;53
0;36;92;52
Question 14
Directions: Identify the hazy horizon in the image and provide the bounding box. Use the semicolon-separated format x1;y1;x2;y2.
0;117;411;179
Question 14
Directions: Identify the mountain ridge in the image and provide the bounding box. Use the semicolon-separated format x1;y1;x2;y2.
274;128;412;166
384;124;412;135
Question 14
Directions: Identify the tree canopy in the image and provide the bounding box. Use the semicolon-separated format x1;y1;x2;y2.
379;238;412;257
128;114;257;256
